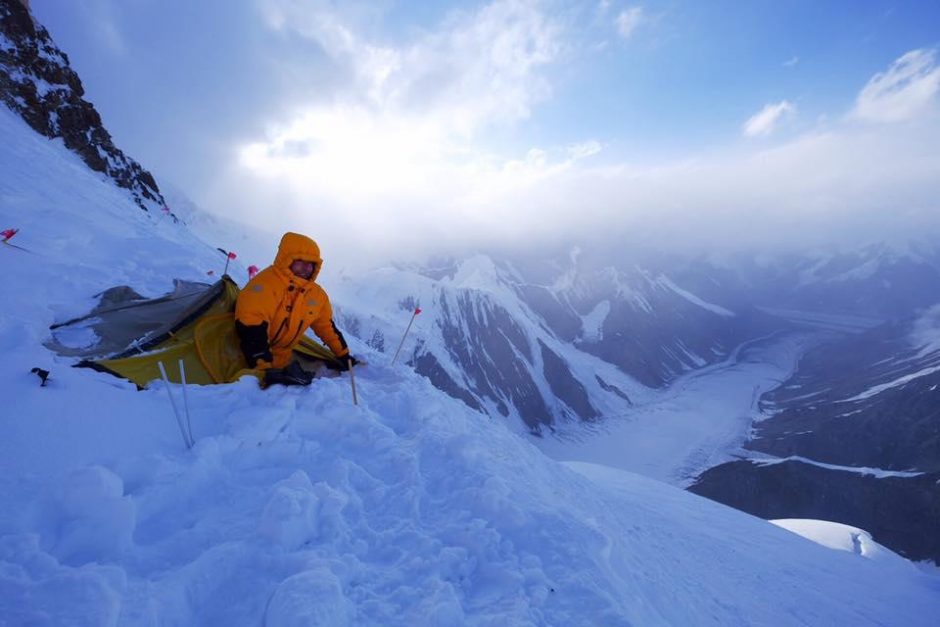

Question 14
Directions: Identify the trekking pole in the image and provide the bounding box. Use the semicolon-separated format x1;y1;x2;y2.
391;306;422;365
157;361;193;450
178;359;195;447
348;358;358;406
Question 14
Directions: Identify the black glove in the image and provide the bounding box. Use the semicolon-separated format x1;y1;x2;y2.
263;361;314;387
329;354;359;372
235;320;273;368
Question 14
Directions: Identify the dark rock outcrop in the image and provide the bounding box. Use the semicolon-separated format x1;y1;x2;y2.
435;291;553;431
538;339;598;421
0;0;167;213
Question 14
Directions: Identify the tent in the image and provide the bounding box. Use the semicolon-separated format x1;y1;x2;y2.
45;276;338;387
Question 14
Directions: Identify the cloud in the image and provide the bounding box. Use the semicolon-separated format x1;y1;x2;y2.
206;10;940;269
743;100;796;137
615;7;643;39
567;140;602;159
783;56;799;68
852;48;940;123
258;0;560;133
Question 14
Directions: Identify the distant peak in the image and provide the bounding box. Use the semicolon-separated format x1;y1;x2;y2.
451;254;501;290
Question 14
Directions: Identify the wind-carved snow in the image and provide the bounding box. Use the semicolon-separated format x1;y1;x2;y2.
656;276;735;317
580;299;609;341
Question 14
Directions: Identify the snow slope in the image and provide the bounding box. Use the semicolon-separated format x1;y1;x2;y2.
2;107;940;625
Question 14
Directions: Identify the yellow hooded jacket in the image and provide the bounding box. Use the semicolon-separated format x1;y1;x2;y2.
235;232;349;369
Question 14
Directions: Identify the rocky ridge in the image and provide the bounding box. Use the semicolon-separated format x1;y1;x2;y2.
0;0;166;214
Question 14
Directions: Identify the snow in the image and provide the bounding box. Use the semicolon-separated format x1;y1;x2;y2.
753;455;924;479
579;299;609;341
841;364;940;402
771;519;918;570
2;105;940;624
449;253;502;292
910;302;940;357
656;275;735;317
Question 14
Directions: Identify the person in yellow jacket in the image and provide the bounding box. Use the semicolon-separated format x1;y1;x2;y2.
235;232;356;377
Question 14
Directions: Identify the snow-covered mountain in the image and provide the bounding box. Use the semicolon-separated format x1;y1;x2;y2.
329;253;780;433
691;307;940;562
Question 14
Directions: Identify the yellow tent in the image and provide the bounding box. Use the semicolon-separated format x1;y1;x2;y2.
46;276;337;387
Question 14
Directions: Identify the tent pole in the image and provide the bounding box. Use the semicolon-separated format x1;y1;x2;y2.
158;361;192;450
178;359;195;447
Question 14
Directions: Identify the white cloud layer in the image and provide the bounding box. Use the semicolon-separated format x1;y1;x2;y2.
208;10;940;269
743;100;796;138
852;48;940;123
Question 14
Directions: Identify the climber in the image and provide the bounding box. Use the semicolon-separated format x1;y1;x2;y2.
235;232;357;385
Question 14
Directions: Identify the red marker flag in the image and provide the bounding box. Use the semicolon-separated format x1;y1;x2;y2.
248;264;259;279
1;228;18;242
227;251;237;260
415;307;422;315
207;270;215;276
161;205;171;214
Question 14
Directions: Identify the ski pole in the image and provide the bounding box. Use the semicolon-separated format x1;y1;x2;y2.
348;358;358;406
157;361;192;450
391;306;422;365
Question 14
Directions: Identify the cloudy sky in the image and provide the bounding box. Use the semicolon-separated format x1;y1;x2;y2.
31;0;940;267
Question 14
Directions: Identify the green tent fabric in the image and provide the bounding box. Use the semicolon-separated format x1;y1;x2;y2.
46;276;338;387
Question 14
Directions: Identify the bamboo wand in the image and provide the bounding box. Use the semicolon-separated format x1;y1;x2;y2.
348;358;358;406
391;306;422;365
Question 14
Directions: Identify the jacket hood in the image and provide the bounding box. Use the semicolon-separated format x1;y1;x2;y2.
274;232;322;282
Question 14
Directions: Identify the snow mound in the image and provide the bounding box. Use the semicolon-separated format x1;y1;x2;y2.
771;519;916;570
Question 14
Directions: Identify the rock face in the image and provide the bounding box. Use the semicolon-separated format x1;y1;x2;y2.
0;0;166;213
